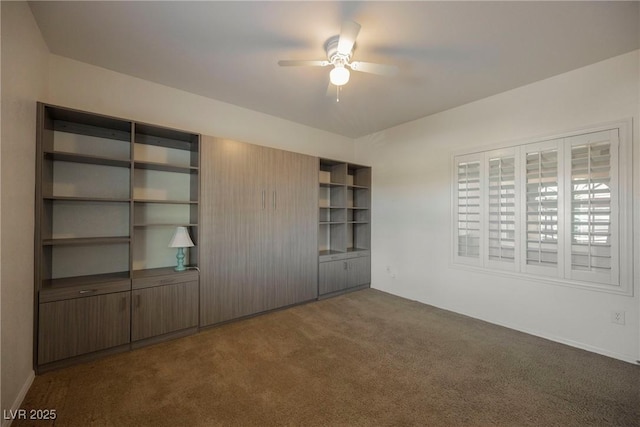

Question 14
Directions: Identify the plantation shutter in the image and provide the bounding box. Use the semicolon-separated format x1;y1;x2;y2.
486;149;519;270
565;130;618;285
454;155;483;265
521;141;561;277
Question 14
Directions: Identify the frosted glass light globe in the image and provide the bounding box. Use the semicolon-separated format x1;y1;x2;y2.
330;66;350;86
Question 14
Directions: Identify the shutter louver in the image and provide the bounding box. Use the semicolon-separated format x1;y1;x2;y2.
457;161;481;258
525;149;558;267
488;156;515;262
570;142;612;274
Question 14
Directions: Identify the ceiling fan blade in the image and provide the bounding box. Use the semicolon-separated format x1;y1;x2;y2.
326;82;336;97
337;20;361;55
278;60;329;67
349;61;399;76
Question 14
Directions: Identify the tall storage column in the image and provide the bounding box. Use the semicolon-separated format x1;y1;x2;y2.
34;103;201;372
318;159;371;297
199;137;318;326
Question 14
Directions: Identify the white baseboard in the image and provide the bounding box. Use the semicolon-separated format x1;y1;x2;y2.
468;312;640;365
2;371;35;427
372;287;639;365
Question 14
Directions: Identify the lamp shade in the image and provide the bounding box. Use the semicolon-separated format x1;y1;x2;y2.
330;65;350;86
168;226;194;248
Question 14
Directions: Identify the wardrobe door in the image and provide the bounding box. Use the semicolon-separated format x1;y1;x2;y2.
200;137;265;325
268;149;318;307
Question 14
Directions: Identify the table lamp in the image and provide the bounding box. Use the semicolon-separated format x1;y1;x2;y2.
168;226;194;271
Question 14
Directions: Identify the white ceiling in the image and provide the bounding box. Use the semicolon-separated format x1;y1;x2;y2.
29;1;639;138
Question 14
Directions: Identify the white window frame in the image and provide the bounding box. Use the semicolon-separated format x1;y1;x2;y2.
451;120;633;296
519;139;564;279
484;147;521;272
453;153;484;267
563;130;619;287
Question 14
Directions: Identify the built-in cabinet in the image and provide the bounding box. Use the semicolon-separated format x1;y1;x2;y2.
131;269;199;342
38;286;131;365
34;104;372;371
199;137;318;326
318;159;371;296
34;103;200;371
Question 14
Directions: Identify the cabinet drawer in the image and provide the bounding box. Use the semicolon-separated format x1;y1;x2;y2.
132;270;199;290
39;279;131;303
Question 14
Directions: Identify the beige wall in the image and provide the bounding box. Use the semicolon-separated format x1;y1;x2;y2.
46;55;355;162
355;51;640;362
1;0;49;415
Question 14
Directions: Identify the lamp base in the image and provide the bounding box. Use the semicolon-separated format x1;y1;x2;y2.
174;247;186;272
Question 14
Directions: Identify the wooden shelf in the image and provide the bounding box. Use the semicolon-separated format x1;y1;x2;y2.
133;199;197;204
347;247;369;253
319;249;345;257
44;196;130;203
44;151;131;168
134;223;198;227
43;236;130;246
134;161;197;174
135;123;198;151
319;158;371;261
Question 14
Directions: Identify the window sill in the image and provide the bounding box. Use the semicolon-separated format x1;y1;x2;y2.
450;262;633;296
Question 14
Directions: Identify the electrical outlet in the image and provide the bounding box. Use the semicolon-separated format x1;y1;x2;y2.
611;311;626;325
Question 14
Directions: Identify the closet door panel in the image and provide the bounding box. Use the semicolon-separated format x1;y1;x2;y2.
270;150;318;306
201;138;318;325
200;137;264;325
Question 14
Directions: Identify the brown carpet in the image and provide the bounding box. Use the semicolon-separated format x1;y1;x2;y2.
16;289;640;426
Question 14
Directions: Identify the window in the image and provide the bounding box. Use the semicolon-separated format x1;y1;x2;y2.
454;155;482;264
452;123;631;294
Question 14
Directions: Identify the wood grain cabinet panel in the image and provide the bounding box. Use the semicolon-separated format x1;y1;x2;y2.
347;256;371;287
319;254;371;296
38;292;130;365
200;137;318;326
131;281;198;341
266;149;318;308
319;259;348;295
200;137;266;325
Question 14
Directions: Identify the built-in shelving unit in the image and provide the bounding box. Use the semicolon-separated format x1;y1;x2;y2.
132;122;199;272
318;159;371;296
34;103;200;371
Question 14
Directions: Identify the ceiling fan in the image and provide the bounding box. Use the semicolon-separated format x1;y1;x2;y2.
278;21;399;99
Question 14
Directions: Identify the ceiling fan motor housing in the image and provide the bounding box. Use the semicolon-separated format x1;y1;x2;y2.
325;35;353;65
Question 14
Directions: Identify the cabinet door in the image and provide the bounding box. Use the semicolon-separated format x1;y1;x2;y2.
200;137;266;325
131;281;198;341
319;260;348;295
347;256;371;288
38;292;130;365
266;149;318;307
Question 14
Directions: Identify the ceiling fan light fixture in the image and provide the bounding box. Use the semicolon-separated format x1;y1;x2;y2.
329;65;350;86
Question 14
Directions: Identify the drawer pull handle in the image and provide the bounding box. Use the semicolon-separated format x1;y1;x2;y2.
159;279;175;284
78;289;96;294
